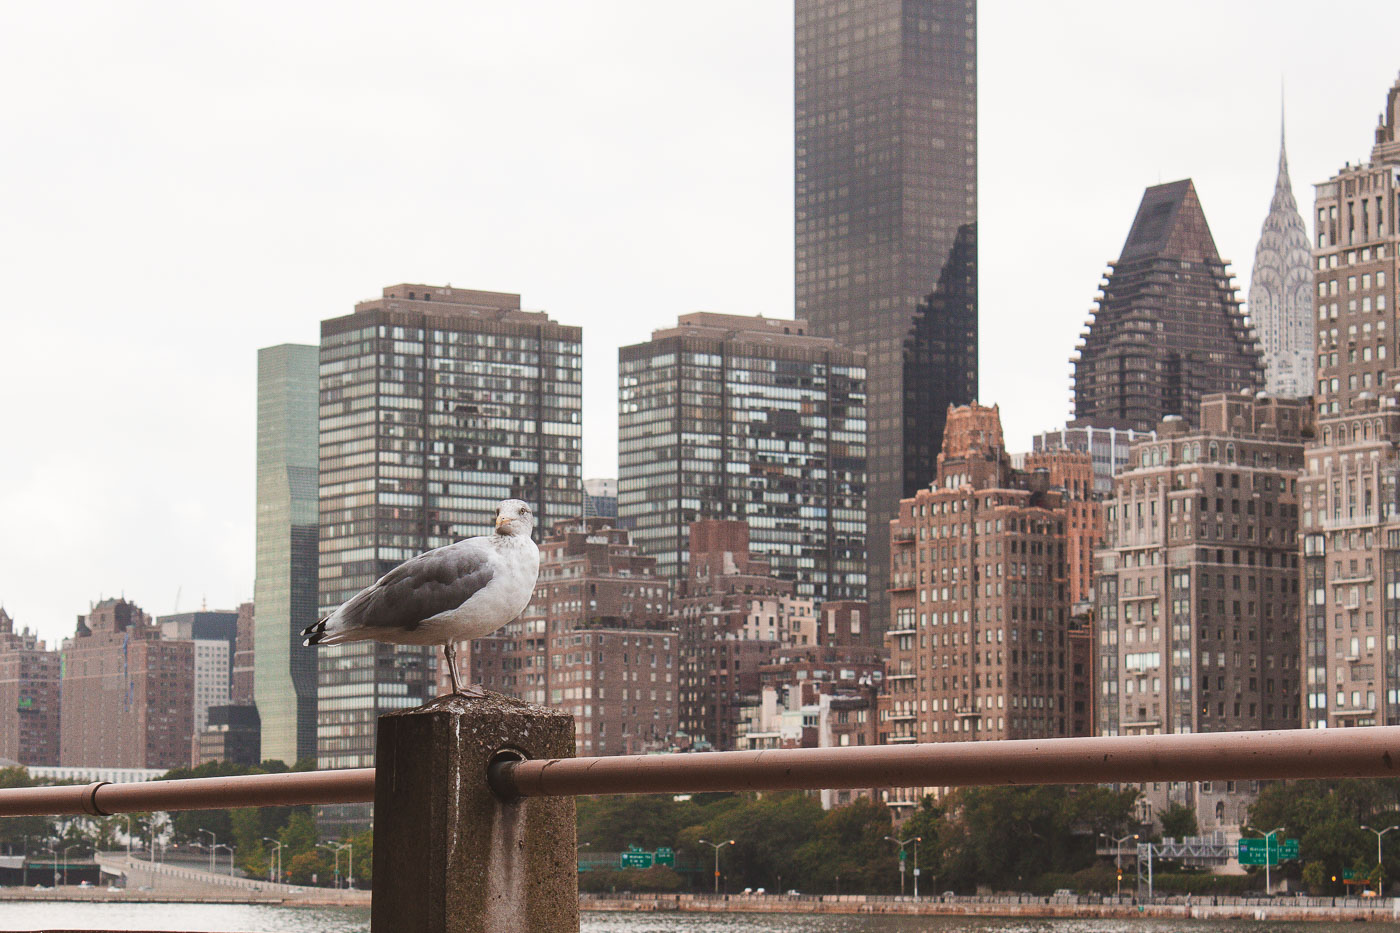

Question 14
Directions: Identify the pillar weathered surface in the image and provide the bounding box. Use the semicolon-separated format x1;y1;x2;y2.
371;691;578;933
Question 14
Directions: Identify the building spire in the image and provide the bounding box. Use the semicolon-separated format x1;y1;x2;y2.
1248;83;1314;399
1271;96;1297;215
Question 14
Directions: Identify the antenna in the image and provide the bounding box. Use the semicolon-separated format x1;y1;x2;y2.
174;586;182;613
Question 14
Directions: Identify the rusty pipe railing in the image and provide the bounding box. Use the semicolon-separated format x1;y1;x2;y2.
3;727;1400;819
489;726;1400;799
0;768;374;817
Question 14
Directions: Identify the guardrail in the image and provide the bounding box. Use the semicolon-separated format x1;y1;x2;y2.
1;693;1398;933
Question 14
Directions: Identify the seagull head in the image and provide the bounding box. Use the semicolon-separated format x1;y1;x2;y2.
494;499;534;537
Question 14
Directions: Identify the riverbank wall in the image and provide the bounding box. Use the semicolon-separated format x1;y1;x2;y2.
581;892;1400;922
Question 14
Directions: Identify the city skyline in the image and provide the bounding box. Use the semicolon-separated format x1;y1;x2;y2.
3;2;1400;638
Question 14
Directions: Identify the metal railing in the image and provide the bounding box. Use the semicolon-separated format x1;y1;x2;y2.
2;701;1398;933
3;726;1395;818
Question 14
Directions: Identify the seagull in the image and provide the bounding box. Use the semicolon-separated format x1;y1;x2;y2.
300;498;540;696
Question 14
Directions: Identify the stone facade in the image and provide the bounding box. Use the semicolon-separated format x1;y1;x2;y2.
1094;393;1308;833
1300;74;1400;729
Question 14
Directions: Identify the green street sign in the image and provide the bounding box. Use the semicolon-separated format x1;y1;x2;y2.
621;852;654;869
899;850;907;861
654;847;675;866
1237;838;1299;865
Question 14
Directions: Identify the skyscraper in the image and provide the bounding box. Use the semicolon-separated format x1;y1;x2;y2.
1095;393;1306;832
1310;74;1400;417
1249;116;1315;398
317;285;581;772
254;343;319;766
618;313;867;601
1073;180;1264;431
1299;74;1400;729
795;0;978;634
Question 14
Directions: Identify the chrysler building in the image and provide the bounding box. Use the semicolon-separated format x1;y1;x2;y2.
1248;115;1314;398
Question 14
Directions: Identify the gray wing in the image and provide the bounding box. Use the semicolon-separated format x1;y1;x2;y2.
335;540;495;634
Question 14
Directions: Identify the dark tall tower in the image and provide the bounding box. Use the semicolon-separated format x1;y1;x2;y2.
1073;180;1263;431
795;0;977;634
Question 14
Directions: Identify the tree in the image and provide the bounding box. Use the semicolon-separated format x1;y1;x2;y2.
0;767;55;853
1245;779;1397;890
287;849;331;886
1159;802;1198;841
910;784;1139;893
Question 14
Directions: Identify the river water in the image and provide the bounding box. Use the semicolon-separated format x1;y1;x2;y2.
2;906;1399;933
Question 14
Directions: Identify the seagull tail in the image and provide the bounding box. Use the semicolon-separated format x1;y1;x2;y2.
301;618;329;646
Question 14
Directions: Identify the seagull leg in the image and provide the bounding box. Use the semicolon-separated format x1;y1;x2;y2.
442;642;486;698
443;642;464;693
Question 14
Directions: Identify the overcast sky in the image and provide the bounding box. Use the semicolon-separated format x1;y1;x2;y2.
2;2;1399;644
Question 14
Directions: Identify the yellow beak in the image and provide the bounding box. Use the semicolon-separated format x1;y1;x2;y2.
496;515;509;528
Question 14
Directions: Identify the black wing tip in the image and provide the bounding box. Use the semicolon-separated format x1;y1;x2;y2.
301;618;328;646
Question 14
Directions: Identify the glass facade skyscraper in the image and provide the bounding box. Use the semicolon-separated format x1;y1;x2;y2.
795;0;978;634
618;313;867;601
254;344;320;766
317;285;582;773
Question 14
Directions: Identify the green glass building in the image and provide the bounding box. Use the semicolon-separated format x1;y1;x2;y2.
254;343;320;765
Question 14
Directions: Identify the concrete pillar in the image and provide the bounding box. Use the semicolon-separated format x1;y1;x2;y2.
371;692;578;933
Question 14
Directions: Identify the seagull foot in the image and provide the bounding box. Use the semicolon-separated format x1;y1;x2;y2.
452;683;489;699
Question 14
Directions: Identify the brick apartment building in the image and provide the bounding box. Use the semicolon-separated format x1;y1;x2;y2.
1299;75;1400;731
60;599;194;770
472;518;678;754
0;608;60;766
675;520;820;750
1096;392;1307;831
884;403;1078;744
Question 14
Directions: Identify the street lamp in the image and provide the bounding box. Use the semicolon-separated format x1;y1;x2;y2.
342;840;354;890
213;843;235;876
884;835;922;899
42;846;58;888
1099;832;1139;900
262;837;284;884
317;843;343;888
697;838;735;895
198;828;217;874
62;844;81;887
1361;824;1399;895
1246;826;1286;895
